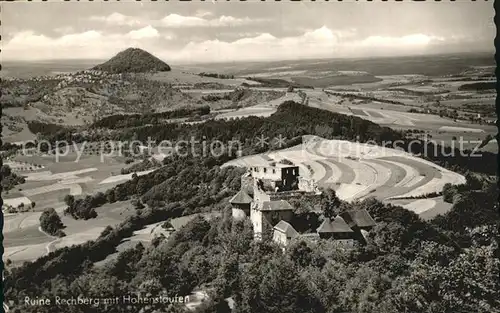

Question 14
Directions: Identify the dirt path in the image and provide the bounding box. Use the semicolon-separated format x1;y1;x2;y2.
38;226;61;255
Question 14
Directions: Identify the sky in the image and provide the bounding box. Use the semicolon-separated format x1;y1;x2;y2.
1;2;495;64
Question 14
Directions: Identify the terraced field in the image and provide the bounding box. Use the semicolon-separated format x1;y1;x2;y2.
223;136;465;216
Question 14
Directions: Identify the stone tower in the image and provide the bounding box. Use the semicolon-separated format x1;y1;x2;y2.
229;190;253;221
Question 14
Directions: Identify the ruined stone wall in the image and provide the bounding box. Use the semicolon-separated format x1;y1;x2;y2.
298;177;319;193
240;172;254;196
253;179;271;205
267;189;320;201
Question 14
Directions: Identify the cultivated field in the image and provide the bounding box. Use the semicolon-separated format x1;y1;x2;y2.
223;136;466;216
214;92;303;120
306;89;497;152
3;151;161;265
4;200;136;266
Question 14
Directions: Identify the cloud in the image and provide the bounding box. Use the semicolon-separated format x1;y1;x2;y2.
173;27;449;62
128;25;160;39
89;12;143;27
3;27;167;60
159;14;261;28
2;26;457;63
359;34;444;47
159;14;206;28
88;12;265;29
194;10;214;18
53;26;75;35
175;26;341;62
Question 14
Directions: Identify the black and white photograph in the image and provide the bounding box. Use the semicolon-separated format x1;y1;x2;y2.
0;1;498;313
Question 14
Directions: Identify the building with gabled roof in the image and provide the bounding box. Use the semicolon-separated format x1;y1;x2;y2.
340;209;376;231
251;198;294;240
316;216;354;240
273;220;299;247
261;200;293;211
229;190;253;204
230;190;253;220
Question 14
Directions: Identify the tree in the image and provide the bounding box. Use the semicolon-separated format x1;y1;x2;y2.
1;164;12;177
64;194;75;207
133;199;145;210
256;258;324;313
442;183;457;203
193;299;232;313
40;208;65;237
320;188;341;219
100;225;114;238
288;240;313;267
465;172;482;190
212;253;240;299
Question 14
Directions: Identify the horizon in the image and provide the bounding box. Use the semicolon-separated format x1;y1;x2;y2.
2;50;494;67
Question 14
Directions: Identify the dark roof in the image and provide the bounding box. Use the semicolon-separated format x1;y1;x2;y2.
261;200;293;211
340;209;376;228
316;216;353;233
229;190;253;204
273;220;299;238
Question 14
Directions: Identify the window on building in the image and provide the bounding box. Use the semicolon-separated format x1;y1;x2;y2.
273;169;276;174
264;168;267;173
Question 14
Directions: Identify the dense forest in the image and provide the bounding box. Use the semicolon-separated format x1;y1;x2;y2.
92;48;171;73
5;169;499;313
324;90;406;106
91;106;211;129
458;81;496;91
27;121;76;137
60;155;245;219
198;72;235;79
243;77;314;89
